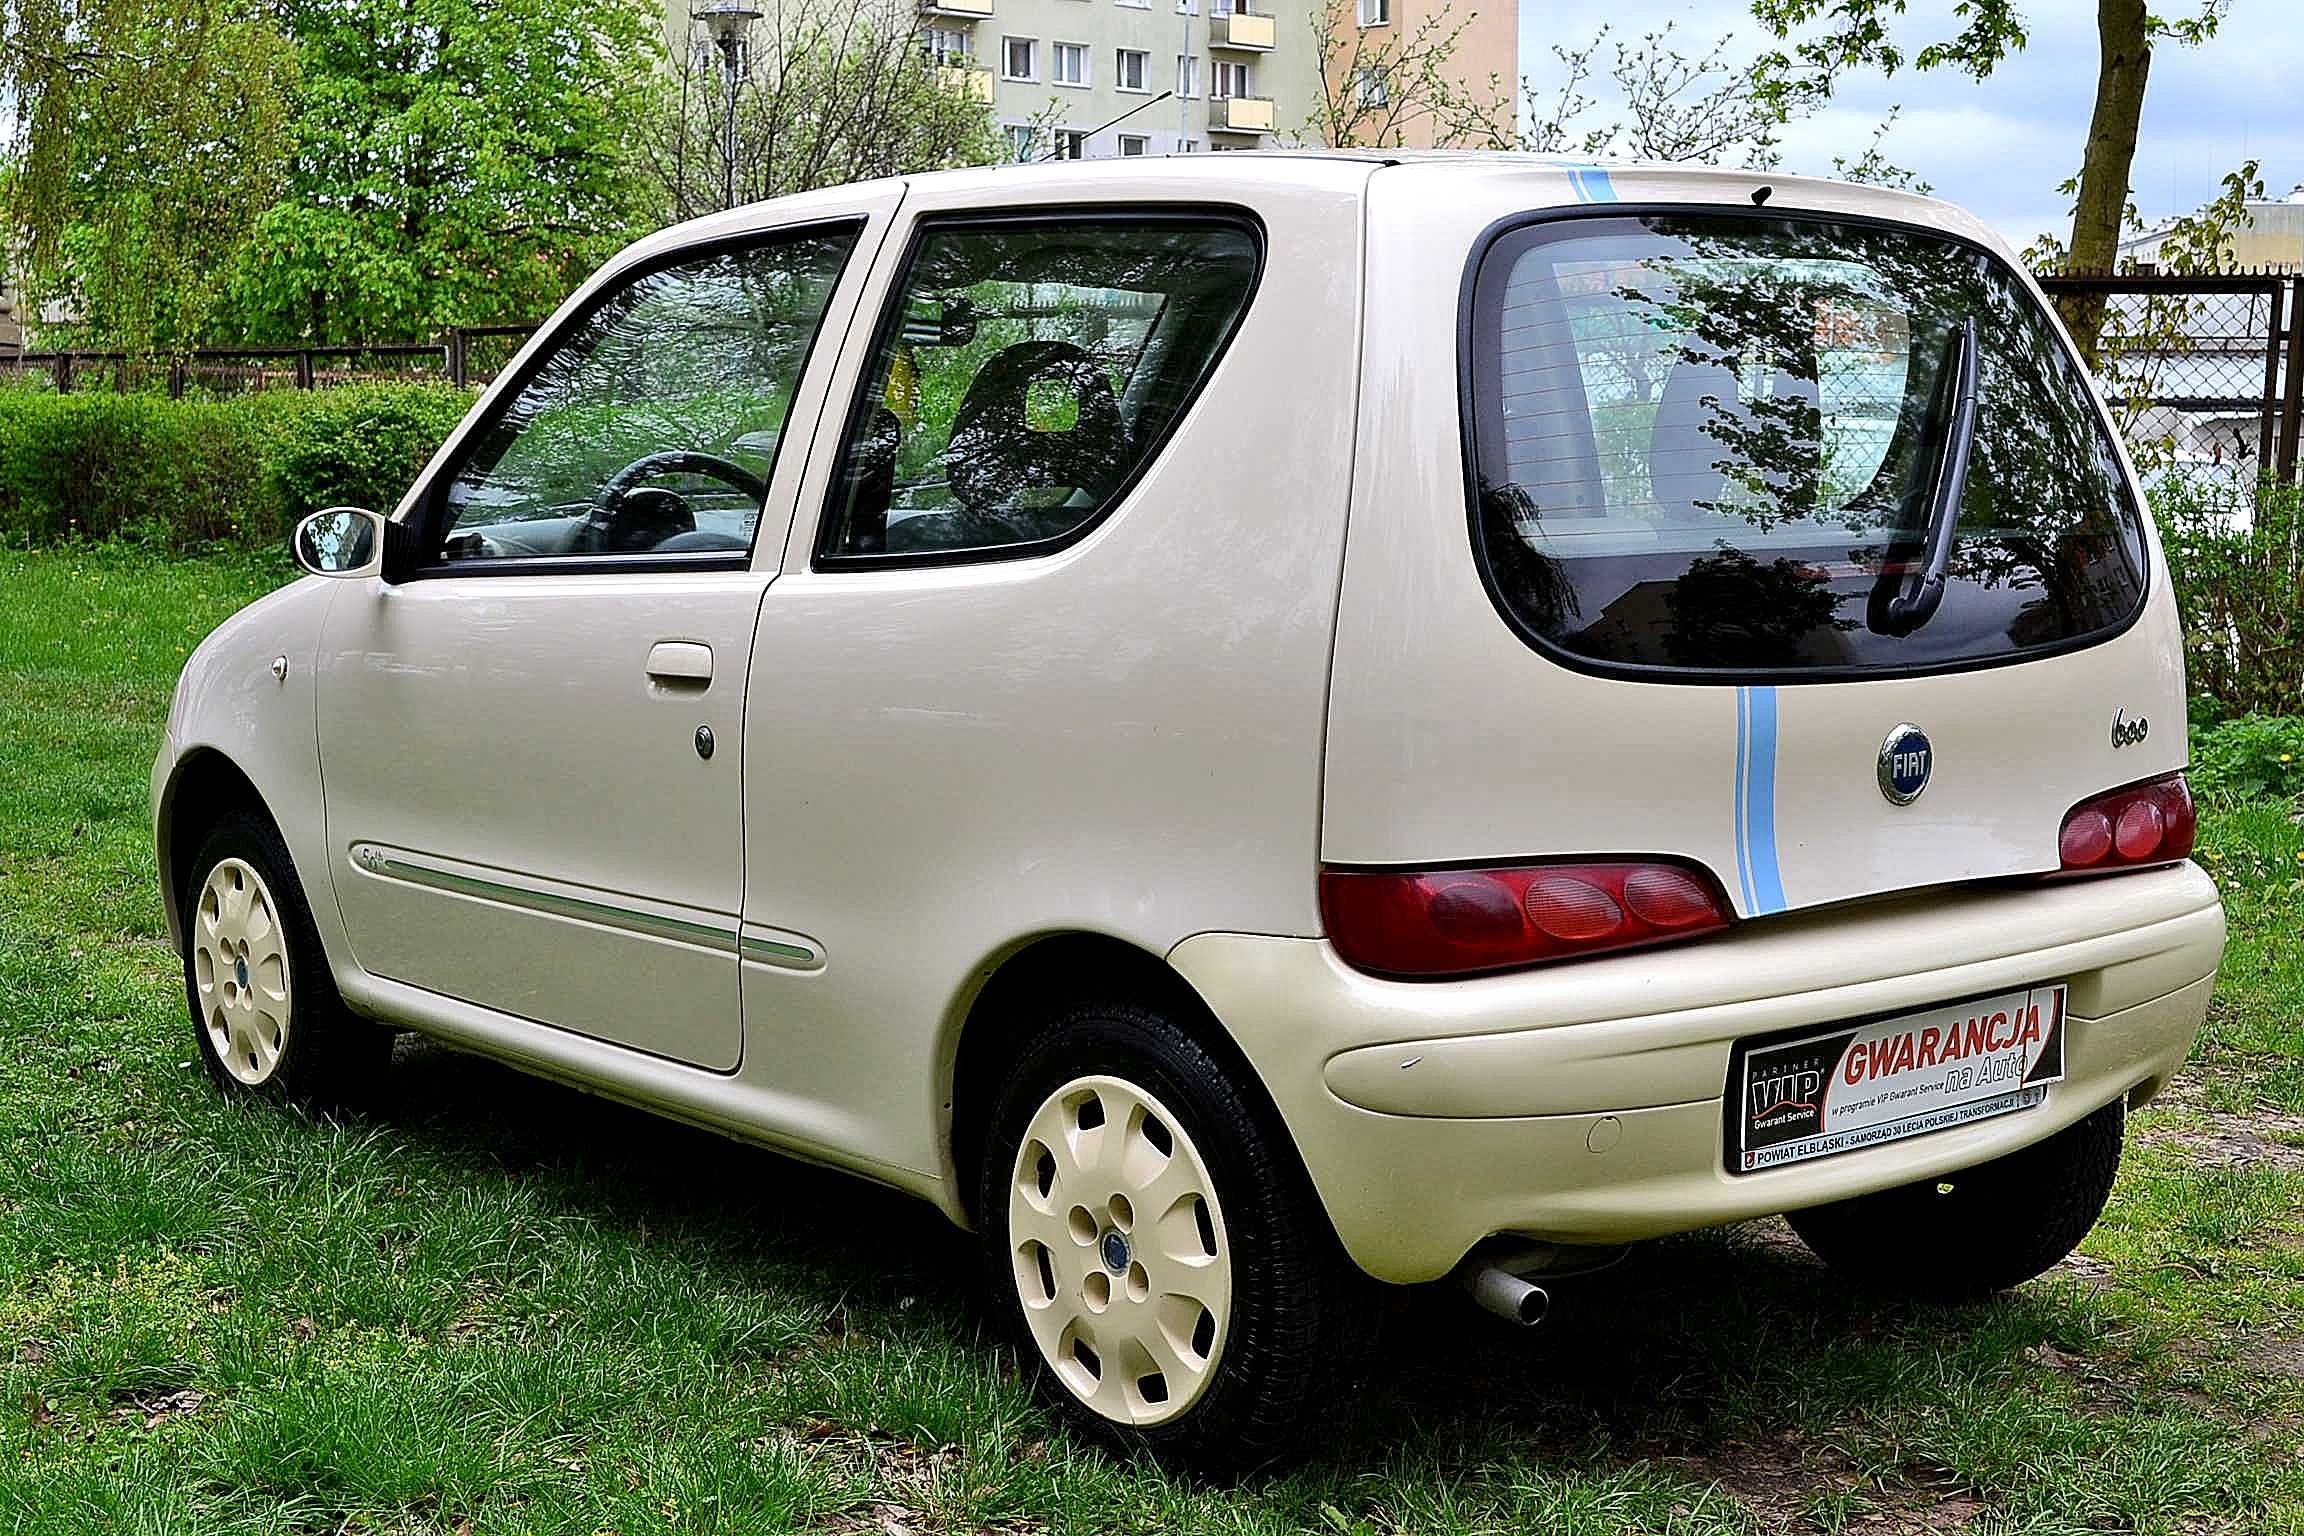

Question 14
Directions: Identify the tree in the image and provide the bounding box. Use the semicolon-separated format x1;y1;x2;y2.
218;0;665;345
2;0;296;354
647;0;999;223
1749;0;2231;358
1525;23;1818;168
1306;0;1512;150
1312;10;1876;178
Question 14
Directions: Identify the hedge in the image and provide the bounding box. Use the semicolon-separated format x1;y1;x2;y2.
0;382;474;552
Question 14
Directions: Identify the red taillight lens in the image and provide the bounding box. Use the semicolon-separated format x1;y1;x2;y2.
2057;773;2195;873
1320;861;1734;978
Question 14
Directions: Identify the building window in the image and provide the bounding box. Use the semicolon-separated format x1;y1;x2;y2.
921;27;969;64
1211;0;1232;12
1353;65;1389;107
1057;128;1090;159
1118;134;1149;156
1114;48;1148;91
1212;59;1251;98
1052;41;1089;85
1005;124;1038;162
1359;0;1390;23
1176;54;1200;96
1001;37;1037;80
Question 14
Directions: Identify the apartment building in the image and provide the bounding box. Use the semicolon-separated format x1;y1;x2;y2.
664;0;1516;163
919;0;1322;159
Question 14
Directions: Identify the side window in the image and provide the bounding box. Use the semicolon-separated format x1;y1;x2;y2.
433;224;858;565
818;214;1259;562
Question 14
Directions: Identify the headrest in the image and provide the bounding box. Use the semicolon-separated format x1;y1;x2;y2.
945;340;1127;514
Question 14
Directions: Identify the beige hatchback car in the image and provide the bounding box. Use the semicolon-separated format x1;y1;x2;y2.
156;154;2226;1469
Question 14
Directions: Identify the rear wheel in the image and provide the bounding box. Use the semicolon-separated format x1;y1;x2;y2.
1786;1100;2125;1301
181;809;392;1107
977;997;1362;1472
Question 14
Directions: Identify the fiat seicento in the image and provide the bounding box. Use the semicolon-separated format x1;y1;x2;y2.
155;153;2226;1469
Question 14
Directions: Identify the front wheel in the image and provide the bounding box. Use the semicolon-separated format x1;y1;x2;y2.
977;998;1363;1472
180;809;392;1107
1786;1100;2125;1301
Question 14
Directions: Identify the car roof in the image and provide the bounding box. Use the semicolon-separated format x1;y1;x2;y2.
620;150;2006;295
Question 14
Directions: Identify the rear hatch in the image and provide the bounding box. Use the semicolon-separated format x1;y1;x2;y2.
1323;163;2188;919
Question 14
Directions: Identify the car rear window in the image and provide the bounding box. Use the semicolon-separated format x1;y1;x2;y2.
1464;213;2148;677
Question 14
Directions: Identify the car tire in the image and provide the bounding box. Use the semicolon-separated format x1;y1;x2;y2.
976;994;1364;1473
180;808;392;1108
1785;1100;2125;1302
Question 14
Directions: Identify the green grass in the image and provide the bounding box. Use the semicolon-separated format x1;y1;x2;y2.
2;542;2301;1533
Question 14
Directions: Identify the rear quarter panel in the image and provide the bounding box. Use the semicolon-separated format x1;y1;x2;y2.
732;160;1375;1184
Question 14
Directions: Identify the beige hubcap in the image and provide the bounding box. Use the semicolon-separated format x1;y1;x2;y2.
192;858;292;1086
1008;1074;1232;1427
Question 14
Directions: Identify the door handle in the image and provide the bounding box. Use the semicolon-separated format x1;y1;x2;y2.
646;641;713;684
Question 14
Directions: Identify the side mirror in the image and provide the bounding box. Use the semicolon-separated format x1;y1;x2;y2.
291;507;414;582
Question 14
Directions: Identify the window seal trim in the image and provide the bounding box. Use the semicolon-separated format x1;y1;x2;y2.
1455;201;2153;688
810;201;1268;574
406;214;870;582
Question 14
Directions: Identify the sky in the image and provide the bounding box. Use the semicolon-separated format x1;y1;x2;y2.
1515;0;2304;250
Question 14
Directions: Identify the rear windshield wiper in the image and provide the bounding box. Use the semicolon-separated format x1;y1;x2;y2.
1871;315;1981;637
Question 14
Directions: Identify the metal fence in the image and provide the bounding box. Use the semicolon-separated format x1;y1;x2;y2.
2037;271;2304;484
0;326;539;396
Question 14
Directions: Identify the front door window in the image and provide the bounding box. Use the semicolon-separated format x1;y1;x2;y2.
434;225;859;564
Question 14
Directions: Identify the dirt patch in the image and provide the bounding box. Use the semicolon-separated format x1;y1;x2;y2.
791;1423;1041;1536
1677;1434;1986;1535
109;1385;206;1428
2138;1106;2304;1172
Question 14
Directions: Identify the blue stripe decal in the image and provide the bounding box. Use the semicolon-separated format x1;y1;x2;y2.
1567;166;1619;203
1737;686;1788;915
1733;687;1755;913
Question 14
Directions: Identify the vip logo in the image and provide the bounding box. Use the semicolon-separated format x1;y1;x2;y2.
2111;709;2149;749
1749;1065;1823;1125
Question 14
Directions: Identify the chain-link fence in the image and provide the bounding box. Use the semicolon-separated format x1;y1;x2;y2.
2038;272;2304;486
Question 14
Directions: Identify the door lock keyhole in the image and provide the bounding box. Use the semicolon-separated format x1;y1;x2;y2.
694;725;715;760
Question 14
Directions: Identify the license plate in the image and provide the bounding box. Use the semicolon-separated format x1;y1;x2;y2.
1726;984;2067;1174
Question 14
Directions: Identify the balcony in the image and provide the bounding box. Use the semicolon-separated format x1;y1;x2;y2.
1210;11;1275;50
1209;95;1276;133
937;63;996;100
918;0;993;18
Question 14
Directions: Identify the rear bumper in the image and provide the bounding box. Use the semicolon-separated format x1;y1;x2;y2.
1168;862;2225;1284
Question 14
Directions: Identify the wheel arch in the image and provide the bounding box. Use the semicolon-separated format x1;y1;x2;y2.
156;748;273;947
942;930;1318;1233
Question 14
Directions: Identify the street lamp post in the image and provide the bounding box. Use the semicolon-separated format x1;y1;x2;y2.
693;2;763;211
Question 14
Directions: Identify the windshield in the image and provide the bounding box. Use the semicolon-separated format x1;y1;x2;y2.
1464;213;2148;676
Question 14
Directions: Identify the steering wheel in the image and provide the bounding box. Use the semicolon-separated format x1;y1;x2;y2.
572;451;771;554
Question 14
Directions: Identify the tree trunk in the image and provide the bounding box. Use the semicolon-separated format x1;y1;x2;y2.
2060;0;2151;362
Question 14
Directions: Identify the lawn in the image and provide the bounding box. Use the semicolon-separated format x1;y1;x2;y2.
2;544;2300;1535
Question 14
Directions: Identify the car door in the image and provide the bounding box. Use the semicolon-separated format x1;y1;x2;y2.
316;201;890;1071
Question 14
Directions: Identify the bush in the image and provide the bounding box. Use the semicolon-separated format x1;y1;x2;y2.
2153;474;2304;719
2189;713;2304;804
0;384;472;552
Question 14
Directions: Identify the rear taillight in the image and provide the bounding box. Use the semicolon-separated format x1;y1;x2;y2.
2057;773;2195;873
1319;861;1734;978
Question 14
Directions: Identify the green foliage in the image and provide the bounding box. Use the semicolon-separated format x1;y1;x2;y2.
257;385;475;529
2154;475;2304;720
218;0;665;345
0;385;470;550
2189;715;2304;805
1;0;297;355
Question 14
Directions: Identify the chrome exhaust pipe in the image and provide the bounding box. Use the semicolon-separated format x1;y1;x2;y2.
1460;1263;1550;1327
